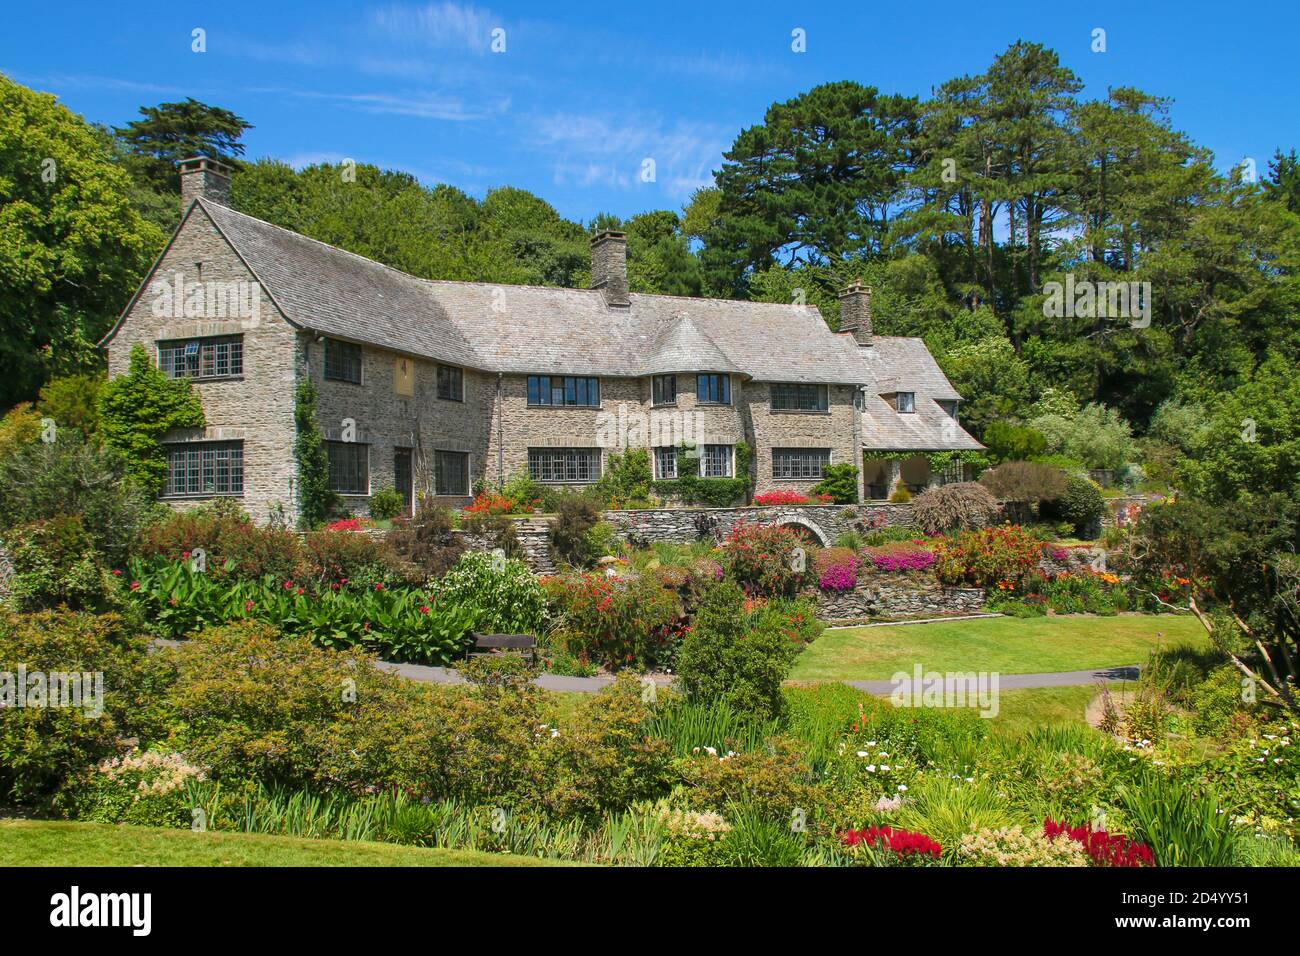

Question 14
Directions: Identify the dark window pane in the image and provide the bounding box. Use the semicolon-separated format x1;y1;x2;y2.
434;450;468;496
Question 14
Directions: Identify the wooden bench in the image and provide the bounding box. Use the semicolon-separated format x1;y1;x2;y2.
469;633;538;665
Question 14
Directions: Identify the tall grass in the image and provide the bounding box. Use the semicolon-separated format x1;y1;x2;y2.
646;699;779;756
1115;773;1239;867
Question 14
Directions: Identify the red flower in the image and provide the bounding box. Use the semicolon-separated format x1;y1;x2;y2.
129;581;140;591
841;826;941;858
1043;819;1153;867
112;569;122;577
245;600;255;612
419;605;431;614
374;582;385;591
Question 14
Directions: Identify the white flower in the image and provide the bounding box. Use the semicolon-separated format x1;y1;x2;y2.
897;784;908;792
703;746;717;757
865;765;876;773
881;764;891;772
856;751;868;758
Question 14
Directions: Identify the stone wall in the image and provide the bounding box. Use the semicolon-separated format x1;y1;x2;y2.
602;502;915;548
457;521;556;575
812;570;986;623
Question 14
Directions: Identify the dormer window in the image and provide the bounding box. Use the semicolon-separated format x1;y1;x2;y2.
696;373;731;405
896;392;916;414
938;399;959;419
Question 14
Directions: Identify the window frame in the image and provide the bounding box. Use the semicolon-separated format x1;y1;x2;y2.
654;446;678;480
162;441;244;498
527;447;602;483
696;373;731;405
772;448;831;480
436;364;464;402
158;336;243;381
526;375;601;408
700;444;733;478
652;374;677;407
896;392;917;414
326;440;369;495
433;449;469;496
771;383;829;413
324;339;363;385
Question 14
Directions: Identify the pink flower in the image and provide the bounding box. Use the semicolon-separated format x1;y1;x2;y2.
419;605;431;614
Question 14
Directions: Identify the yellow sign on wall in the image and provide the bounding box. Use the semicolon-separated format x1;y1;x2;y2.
394;355;415;396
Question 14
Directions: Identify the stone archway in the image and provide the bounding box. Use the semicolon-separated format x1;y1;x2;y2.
769;517;831;548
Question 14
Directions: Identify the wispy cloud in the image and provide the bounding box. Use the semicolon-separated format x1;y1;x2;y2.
250;85;504;122
17;72;187;98
367;2;500;55
530;113;728;197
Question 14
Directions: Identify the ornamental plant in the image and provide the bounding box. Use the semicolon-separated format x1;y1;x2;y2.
753;489;832;506
864;541;937;573
719;521;808;597
544;570;682;670
433;551;548;636
841;826;942;864
958;825;1088;867
933;525;1045;588
1043;818;1154;867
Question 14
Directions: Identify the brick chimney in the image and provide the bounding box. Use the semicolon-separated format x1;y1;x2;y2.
590;230;629;307
838;280;874;346
179;156;232;214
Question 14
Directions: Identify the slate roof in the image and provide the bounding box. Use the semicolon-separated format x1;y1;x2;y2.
113;198;981;451
194;199;868;384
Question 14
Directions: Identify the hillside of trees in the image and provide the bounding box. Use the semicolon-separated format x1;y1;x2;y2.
3;41;1298;475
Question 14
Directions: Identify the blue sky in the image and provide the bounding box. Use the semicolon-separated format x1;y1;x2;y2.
3;0;1295;223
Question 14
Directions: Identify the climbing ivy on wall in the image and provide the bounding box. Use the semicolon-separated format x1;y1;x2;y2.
652;441;752;506
294;375;336;528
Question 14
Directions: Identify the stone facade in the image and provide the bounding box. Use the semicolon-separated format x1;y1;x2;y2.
105;206;299;524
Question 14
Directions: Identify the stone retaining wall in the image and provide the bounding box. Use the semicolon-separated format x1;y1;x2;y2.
602;502;915;549
812;570;986;624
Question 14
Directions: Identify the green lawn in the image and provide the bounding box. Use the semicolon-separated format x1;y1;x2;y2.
986;685;1114;736
0;819;575;867
790;613;1207;682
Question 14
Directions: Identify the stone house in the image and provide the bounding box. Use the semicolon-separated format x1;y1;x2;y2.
100;157;981;523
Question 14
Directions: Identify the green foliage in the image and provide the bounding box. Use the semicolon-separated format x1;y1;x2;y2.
386;504;466;580
36;373;104;441
69;750;205;828
811;463;860;504
134;501;303;583
0;403;42;461
1116;772;1240;867
1040;474;1106;536
1028;403;1137;472
593;448;652;507
719;522;808;597
549;493;602;567
982;421;1047;463
978;460;1068;503
114;97;252;192
0;74;165;405
433;552;548;636
674;582;806;721
367;486;403;521
0;611;166;807
652;441;751;506
0;516;119;612
934;525;1046;587
544;571;682;670
293;376;336;528
0;434;160;566
98;344;205;496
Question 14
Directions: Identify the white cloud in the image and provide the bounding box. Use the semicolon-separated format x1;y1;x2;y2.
368;2;499;55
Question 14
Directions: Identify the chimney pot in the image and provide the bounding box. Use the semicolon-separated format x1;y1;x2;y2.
179;156;232;215
838;281;874;346
590;230;629;307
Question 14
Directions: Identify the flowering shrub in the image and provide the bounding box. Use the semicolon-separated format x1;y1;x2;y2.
465;491;532;516
544;571;682;670
958;825;1089;867
325;517;369;532
719;522;808;597
813;546;860;591
933;525;1045;588
753;490;833;506
433;551;548;636
134;504;303;583
1043;818;1154;867
71;750;206;828
864;541;937;572
841;826;942;863
657;807;734;866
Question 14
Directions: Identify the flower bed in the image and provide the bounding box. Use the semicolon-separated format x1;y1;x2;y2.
753;490;833;506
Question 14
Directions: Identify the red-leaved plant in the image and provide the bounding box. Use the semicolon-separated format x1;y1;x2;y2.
1043;818;1154;867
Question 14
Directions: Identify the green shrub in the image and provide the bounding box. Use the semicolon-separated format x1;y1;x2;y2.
134;501;304;583
811;463;860;504
385;503;466;580
1040;474;1106;537
69;749;205;828
543;674;673;817
982;421;1048;463
593;448;652;507
1;515;119;612
302;527;400;587
677;736;830;831
675;582;803;721
934;525;1045;588
895;778;1020;862
37;373;104;442
549;493;601;567
293;376;337;528
544;570;682;670
98;344;206;496
979;460;1069;503
888;485;912;503
434;551;548;636
0;402;42;461
0;435;160;566
0;611;167;807
368;487;404;521
719;521;808;597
